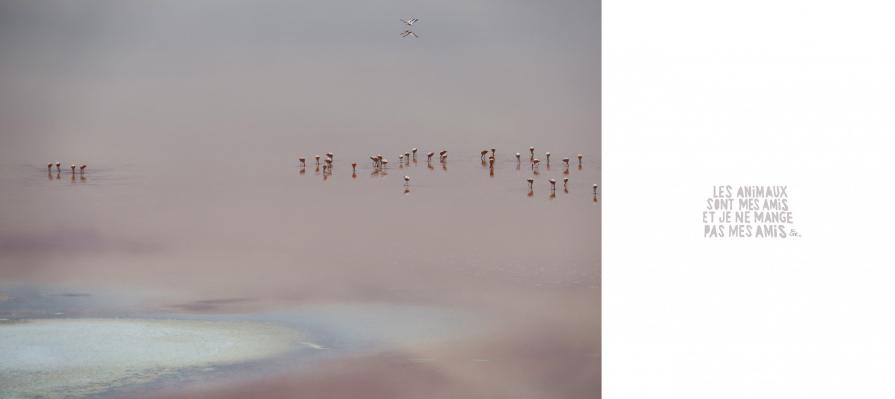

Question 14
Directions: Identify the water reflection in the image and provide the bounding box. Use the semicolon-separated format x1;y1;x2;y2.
6;150;601;398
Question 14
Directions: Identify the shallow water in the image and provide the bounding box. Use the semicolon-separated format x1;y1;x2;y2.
0;0;599;397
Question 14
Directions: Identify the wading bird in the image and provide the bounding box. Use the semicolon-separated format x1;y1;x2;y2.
481;150;489;161
531;159;540;170
546;152;551;165
412;148;418;158
404;175;410;186
55;162;61;172
515;153;521;162
326;152;334;161
577;154;583;166
314;155;321;166
491;148;496;157
527;178;534;190
47;163;52;172
79;164;87;174
352;162;357;173
563;177;568;191
549;178;556;192
427;152;434;162
593;184;599;195
529;147;535;160
299;157;306;167
70;164;76;174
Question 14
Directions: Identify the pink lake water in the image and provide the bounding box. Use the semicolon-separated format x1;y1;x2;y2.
0;1;599;397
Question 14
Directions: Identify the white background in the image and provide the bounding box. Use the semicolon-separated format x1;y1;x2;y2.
604;0;895;397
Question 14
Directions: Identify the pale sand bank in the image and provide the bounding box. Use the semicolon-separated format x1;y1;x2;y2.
0;318;303;399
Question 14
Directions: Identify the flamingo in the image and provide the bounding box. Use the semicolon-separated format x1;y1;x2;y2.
47;163;53;172
55;162;61;172
527;178;534;190
352;162;357;173
427;152;434;162
480;150;489;161
563;177;568;191
529;146;535;160
314;155;320;166
593;184;599;195
382;159;389;168
404;175;410;186
549;178;556;192
577;154;583;166
488;156;495;169
491;148;496;157
70;164;76;174
299;157;306;167
515;153;521;162
562;157;570;167
326;152;334;161
545;152;551;165
79;164;87;174
531;158;540;170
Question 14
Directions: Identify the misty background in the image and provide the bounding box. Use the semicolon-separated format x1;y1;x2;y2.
0;0;600;167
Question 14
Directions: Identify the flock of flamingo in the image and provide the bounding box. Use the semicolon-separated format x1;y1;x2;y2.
45;162;88;182
46;162;87;175
296;146;600;200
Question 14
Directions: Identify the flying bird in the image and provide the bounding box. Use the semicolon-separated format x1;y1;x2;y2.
401;30;419;38
401;17;419;26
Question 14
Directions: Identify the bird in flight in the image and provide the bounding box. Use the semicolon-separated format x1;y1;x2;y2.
401;30;418;38
401;17;419;26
